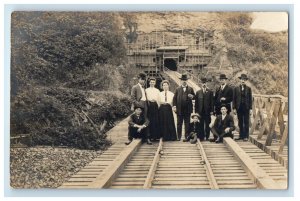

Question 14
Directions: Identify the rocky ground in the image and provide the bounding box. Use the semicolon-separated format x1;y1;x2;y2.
10;147;103;188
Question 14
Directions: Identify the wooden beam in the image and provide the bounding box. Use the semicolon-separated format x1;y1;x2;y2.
278;124;288;154
143;138;163;189
196;139;219;189
88;139;142;188
265;101;281;146
223;138;285;189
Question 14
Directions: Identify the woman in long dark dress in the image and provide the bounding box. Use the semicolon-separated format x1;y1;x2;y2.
158;80;177;141
145;77;161;141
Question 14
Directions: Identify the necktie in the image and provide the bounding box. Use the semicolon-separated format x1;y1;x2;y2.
221;85;224;90
203;87;206;93
241;85;244;91
165;91;167;102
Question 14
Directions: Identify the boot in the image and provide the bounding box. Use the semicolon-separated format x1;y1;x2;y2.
125;140;132;145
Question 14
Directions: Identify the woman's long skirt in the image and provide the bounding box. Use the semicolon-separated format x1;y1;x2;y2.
147;101;161;140
159;104;177;141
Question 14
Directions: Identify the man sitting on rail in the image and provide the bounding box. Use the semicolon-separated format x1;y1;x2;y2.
125;103;152;145
210;104;235;143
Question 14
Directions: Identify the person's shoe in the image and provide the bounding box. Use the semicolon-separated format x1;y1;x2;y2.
190;138;197;144
183;139;189;142
234;137;243;141
243;138;249;141
147;139;152;145
209;139;216;142
215;137;222;143
125;140;132;145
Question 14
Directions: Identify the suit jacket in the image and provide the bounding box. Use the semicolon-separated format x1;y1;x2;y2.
214;84;233;111
213;114;235;132
188;121;201;135
233;85;252;110
131;84;146;106
173;85;195;115
195;88;214;115
128;113;149;127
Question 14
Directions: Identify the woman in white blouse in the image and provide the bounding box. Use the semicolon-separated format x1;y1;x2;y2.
158;80;177;141
145;77;161;141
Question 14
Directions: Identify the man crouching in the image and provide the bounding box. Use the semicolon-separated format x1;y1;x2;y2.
211;104;235;143
125;103;152;145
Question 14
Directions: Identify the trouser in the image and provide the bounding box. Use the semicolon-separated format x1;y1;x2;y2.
211;127;233;142
200;114;211;140
177;113;191;140
237;104;250;139
140;100;148;117
128;127;150;142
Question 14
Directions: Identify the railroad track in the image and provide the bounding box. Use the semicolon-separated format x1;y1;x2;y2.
60;137;286;189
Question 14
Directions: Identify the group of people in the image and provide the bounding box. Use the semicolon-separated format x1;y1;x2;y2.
125;72;252;145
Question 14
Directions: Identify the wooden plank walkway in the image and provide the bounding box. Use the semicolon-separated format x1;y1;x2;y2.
59;116;134;188
235;141;288;189
249;134;288;168
224;138;286;189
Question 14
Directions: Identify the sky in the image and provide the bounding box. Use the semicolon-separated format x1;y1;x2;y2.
250;12;288;32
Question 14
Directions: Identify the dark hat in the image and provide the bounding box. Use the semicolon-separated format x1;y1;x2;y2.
200;77;208;83
138;73;146;80
220;104;228;109
238;74;248;80
134;102;144;110
180;73;189;81
191;113;200;118
219;74;228;80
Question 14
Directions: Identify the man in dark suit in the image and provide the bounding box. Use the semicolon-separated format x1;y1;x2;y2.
195;77;214;141
211;105;235;143
214;74;233;115
125;103;152;145
233;74;253;141
131;73;148;116
172;74;195;141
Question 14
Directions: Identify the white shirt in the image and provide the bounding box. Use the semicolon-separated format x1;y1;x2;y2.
221;84;226;91
145;87;160;102
222;114;226;120
138;83;147;101
182;85;187;92
159;90;174;106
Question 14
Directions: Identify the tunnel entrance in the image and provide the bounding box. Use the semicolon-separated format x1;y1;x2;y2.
164;59;177;71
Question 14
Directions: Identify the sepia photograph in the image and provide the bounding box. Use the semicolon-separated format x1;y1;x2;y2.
9;11;289;190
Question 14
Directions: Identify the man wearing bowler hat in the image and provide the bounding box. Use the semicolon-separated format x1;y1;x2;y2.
195;77;214;141
172;73;195;141
214;74;233;115
233;74;252;141
131;72;148;117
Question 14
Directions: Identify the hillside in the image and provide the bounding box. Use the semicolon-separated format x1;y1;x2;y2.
119;12;288;96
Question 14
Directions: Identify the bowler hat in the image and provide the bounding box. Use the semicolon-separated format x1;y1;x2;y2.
220;104;228;109
134;102;144;110
219;74;228;80
238;74;248;80
179;73;189;80
138;73;146;80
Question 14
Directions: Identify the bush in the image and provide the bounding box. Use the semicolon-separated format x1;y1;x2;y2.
11;87;132;150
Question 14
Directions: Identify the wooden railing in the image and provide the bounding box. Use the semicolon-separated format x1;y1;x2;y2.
250;94;288;154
